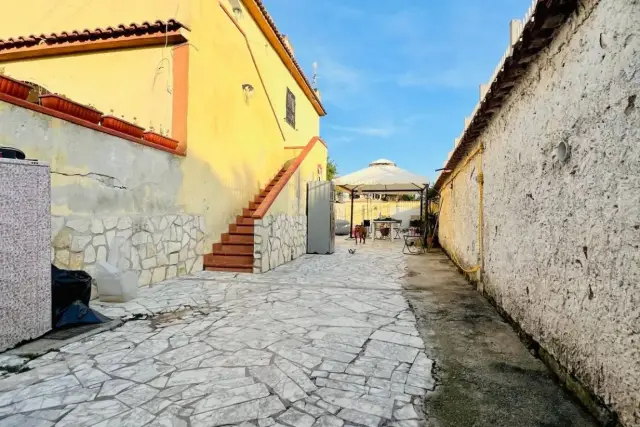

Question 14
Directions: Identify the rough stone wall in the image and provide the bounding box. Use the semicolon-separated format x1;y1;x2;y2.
438;0;640;425
51;214;205;287
253;214;307;273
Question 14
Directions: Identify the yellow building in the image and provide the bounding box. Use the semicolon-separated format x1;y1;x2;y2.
0;0;327;276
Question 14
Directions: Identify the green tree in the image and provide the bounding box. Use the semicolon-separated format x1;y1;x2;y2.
326;157;338;181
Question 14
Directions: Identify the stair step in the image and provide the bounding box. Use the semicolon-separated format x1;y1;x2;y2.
207;166;288;275
213;242;253;254
205;266;253;273
206;253;253;265
243;208;257;217
260;186;275;195
236;216;254;225
222;233;253;244
230;224;253;234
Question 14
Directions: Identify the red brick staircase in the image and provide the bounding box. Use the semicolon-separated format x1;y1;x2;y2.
203;167;287;273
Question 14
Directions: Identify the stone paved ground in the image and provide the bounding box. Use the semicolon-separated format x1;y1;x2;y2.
0;241;431;427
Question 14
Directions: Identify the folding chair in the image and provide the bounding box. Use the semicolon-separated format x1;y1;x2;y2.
402;227;426;255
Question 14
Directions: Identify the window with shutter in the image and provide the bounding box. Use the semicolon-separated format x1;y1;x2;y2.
285;88;296;128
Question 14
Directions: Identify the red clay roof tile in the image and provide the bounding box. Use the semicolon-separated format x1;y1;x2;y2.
0;19;184;51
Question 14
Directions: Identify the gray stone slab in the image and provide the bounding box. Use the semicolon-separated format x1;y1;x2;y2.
277;408;316;427
316;387;393;419
369;331;423;349
0;414;53;427
275;357;317;393
192;383;270;414
329;373;366;385
165;367;245;386
154;342;214;365
115;383;159;407
293;400;327;417
182;377;256;400
111;362;175;384
190;395;285;427
200;349;272;367
93;407;156;427
337;408;382;427
317;378;367;393
312;414;345;427
318;361;348;373
249;366;307;402
394;403;420;420
312;340;362;354
364;341;419;364
56;400;130;426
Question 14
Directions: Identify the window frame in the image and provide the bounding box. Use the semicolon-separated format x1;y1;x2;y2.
285;88;296;128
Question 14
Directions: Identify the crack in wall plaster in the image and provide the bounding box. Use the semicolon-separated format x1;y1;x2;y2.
52;170;128;190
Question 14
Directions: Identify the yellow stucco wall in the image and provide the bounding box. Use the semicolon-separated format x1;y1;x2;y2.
335;200;421;226
178;1;322;244
0;0;324;250
437;151;481;271
268;141;328;216
220;0;320;149
0;47;174;134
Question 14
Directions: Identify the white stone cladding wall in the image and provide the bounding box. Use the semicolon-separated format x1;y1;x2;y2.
438;0;639;425
253;214;307;273
51;214;205;287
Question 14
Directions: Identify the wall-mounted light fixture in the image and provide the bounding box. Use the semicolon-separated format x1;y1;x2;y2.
242;83;255;101
229;0;243;17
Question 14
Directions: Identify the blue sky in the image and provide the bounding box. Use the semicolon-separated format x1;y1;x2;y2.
263;0;532;182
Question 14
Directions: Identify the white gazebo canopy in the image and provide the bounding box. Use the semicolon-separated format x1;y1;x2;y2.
333;159;429;193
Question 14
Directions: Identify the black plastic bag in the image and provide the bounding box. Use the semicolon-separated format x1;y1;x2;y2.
51;265;109;329
55;301;111;329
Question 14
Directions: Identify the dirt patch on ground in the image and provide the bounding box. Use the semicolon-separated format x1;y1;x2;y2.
402;250;598;427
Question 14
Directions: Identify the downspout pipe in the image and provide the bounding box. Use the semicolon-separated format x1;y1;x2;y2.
476;144;485;284
437;143;485;279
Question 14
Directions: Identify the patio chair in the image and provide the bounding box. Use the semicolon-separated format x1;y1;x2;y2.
402;234;427;255
402;225;426;255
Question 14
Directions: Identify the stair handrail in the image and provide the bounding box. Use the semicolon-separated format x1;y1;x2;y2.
253;136;325;219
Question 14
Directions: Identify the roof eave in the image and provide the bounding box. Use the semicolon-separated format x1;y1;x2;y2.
242;0;327;116
434;0;578;191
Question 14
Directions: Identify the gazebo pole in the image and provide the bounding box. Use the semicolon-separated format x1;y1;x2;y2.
425;184;430;236
349;189;355;239
419;187;424;230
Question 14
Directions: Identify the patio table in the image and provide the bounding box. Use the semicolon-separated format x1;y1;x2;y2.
372;220;402;240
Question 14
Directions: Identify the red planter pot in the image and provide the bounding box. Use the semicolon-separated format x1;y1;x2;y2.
100;115;145;139
39;94;103;124
143;131;179;150
0;75;32;100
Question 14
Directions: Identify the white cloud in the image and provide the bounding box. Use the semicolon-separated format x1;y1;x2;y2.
328;124;397;138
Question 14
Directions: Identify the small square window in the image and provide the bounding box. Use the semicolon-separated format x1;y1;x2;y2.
285;88;296;128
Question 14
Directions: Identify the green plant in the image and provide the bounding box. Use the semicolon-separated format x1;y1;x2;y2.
327;157;338;181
